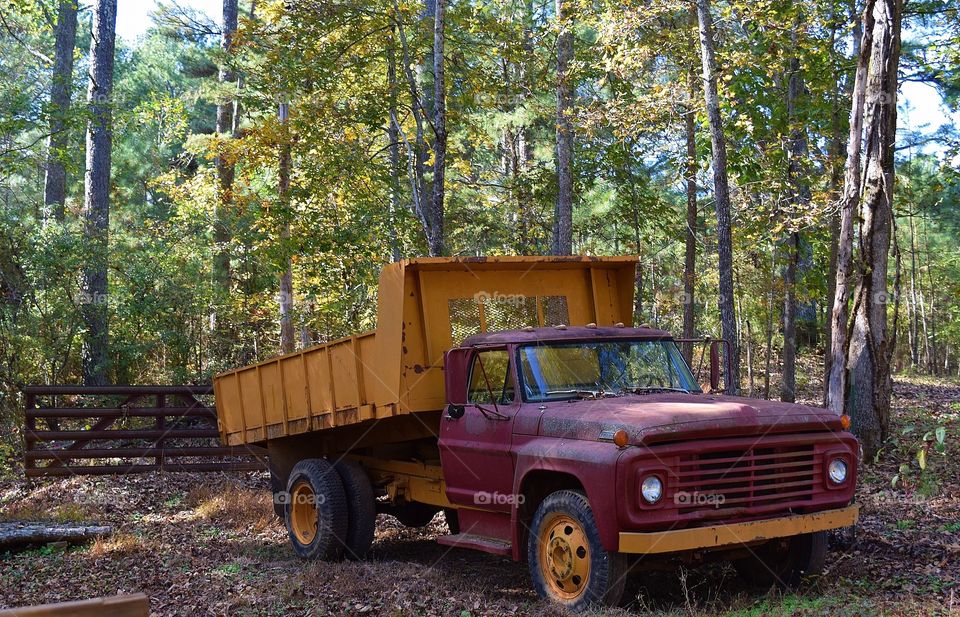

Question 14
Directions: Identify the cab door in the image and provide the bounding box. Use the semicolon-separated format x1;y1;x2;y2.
439;347;518;512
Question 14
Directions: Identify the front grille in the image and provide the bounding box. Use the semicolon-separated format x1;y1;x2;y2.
673;444;819;515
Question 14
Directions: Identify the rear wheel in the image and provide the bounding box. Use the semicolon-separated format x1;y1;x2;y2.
285;459;348;561
527;490;627;611
734;531;828;587
333;459;376;560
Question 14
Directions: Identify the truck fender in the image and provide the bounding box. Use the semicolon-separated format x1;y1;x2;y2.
510;438;623;560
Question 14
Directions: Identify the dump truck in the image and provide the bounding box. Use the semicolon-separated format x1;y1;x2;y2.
214;256;859;611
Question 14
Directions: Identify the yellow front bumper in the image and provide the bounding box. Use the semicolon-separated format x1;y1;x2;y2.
618;505;859;554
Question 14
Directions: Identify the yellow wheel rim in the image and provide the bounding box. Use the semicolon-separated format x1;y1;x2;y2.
539;514;591;601
290;480;318;545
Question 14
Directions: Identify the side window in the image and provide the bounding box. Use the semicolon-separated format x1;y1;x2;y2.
467;350;514;404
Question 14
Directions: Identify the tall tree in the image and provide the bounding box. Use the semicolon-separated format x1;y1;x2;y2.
278;102;295;355
428;0;446;257
390;0;444;256
682;65;698;363
213;0;238;289
43;0;78;222
781;18;810;403
386;26;403;263
824;0;861;405
827;0;874;415
828;0;902;459
696;0;739;394
552;0;574;255
846;0;902;457
80;0;118;385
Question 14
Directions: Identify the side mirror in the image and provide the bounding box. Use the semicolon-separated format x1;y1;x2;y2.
444;348;473;405
446;404;465;419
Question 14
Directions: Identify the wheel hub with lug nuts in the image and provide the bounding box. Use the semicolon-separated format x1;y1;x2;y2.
290;480;318;545
540;514;590;599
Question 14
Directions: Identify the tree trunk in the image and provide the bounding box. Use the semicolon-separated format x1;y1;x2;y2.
428;0;446;257
782;233;798;402
552;0;574;256
213;0;239;289
908;211;919;368
695;0;739;394
682;65;698;364
827;0;876;414
922;219;937;373
517;0;535;254
43;0;78;222
80;0;118;386
781;30;809;403
824;0;860;403
278;103;295;355
387;27;402;262
845;0;902;459
764;252;775;399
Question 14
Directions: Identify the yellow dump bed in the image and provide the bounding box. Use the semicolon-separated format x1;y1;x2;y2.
213;256;638;446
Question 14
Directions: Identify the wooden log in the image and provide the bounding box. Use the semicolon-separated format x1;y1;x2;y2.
0;522;113;550
0;593;148;617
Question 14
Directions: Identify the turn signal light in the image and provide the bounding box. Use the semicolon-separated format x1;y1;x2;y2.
840;414;851;430
613;429;629;448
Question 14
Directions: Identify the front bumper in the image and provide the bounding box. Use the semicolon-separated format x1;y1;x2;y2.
618;504;858;554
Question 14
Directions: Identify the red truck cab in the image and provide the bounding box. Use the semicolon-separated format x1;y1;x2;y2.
438;324;858;610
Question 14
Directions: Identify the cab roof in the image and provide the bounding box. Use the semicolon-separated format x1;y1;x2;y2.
461;325;673;347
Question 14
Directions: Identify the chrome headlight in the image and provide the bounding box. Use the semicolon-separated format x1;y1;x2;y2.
641;475;663;504
828;458;848;484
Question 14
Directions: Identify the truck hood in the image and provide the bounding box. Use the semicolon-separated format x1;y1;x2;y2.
535;393;844;445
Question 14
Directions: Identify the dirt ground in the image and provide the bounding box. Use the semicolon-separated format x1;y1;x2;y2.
1;377;958;616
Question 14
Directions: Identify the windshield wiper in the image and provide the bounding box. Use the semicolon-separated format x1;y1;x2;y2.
542;389;617;400
621;386;694;395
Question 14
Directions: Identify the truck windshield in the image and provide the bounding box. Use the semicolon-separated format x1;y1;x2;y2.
517;340;697;401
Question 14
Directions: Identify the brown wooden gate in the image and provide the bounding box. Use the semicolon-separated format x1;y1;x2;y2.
23;385;266;478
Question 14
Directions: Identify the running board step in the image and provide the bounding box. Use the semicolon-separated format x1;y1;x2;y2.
436;533;511;556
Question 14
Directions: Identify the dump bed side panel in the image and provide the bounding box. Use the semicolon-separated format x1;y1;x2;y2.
216;333;380;446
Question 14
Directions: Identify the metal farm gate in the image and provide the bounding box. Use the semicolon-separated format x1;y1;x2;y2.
23;385;266;478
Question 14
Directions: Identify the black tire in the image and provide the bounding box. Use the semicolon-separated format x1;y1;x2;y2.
333;459;376;560
284;458;349;561
443;508;460;535
734;531;828;588
527;490;627;611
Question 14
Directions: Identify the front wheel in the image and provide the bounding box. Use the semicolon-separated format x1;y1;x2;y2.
527;490;627;611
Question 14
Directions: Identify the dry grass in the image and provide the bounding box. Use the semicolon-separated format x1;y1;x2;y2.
89;532;144;556
0;501;93;524
187;482;274;531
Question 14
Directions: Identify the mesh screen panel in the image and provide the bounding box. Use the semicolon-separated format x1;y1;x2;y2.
540;295;570;326
448;295;570;345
